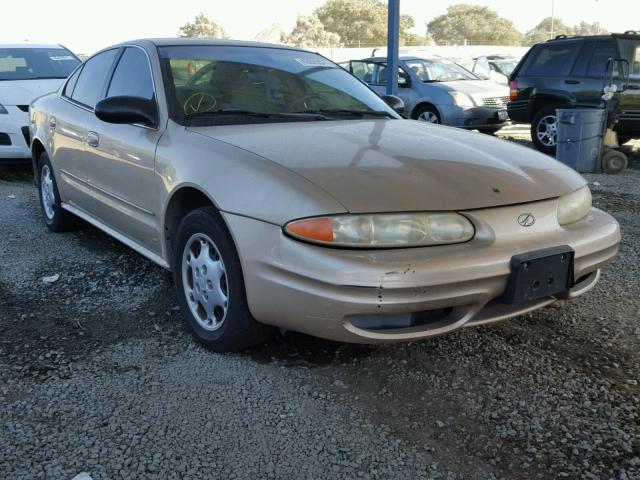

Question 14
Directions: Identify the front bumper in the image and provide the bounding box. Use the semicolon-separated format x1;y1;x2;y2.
0;107;30;159
223;199;619;343
440;105;510;130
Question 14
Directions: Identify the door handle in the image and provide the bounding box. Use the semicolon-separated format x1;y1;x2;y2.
564;80;580;85
85;131;100;148
49;117;56;129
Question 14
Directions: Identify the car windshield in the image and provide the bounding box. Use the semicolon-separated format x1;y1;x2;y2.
0;48;80;81
405;58;477;82
158;45;397;125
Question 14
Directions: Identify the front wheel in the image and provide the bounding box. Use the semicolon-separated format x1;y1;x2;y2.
172;207;274;352
531;106;559;155
413;105;441;124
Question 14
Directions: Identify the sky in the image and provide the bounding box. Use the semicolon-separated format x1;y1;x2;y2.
2;0;638;55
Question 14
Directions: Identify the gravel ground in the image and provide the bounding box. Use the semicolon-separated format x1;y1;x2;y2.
1;133;639;480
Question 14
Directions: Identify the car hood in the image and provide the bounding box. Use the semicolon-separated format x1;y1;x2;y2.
438;79;509;99
190;119;585;213
0;79;64;105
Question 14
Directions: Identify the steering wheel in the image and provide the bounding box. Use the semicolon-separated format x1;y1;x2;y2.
183;92;217;115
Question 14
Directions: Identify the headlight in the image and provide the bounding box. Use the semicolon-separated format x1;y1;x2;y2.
448;92;475;108
557;186;592;226
0;103;7;114
285;213;475;248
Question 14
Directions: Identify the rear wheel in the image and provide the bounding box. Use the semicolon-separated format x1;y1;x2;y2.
601;148;628;175
172;207;274;352
531;106;560;155
37;152;77;232
413;104;441;124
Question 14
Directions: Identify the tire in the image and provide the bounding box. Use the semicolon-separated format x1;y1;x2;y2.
531;106;560;155
413;104;441;124
601;148;628;175
172;206;274;352
37;152;77;232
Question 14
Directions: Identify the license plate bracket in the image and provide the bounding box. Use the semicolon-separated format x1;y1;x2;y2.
503;246;574;305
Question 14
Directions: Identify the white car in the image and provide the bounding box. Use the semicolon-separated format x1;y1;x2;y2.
0;44;80;160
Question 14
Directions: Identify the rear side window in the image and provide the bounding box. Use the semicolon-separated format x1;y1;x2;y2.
106;47;154;100
632;44;640;79
71;49;117;108
587;41;617;78
523;43;579;76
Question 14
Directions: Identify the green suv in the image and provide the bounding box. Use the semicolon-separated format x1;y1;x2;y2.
508;32;640;154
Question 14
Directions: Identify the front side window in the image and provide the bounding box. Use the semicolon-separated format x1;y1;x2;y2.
63;67;82;97
405;59;476;82
158;46;396;125
107;47;154;100
71;49;118;108
0;47;80;81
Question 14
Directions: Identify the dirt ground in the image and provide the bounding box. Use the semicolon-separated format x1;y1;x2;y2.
1;132;639;480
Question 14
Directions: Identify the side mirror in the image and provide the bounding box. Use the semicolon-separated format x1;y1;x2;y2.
95;96;157;127
381;94;405;113
398;73;410;87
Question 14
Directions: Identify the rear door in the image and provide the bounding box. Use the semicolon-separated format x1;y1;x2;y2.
54;49;118;205
569;39;617;108
80;46;164;252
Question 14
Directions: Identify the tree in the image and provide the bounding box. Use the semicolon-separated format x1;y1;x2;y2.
523;17;574;45
315;0;421;47
178;13;229;39
426;4;522;46
281;14;342;48
575;21;608;36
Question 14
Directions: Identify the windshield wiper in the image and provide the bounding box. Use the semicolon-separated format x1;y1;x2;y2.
183;109;331;122
297;109;395;119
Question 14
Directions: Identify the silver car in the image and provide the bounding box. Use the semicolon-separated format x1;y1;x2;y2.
30;39;619;352
349;56;511;133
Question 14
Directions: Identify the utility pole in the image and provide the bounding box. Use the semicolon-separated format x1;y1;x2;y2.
386;0;400;95
550;0;556;39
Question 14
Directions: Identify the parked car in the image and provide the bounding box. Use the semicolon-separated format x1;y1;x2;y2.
347;56;511;133
508;32;640;154
0;44;80;161
30;39;619;352
471;55;519;85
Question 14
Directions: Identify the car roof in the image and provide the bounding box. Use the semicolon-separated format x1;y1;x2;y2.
118;38;305;52
545;32;640;43
0;43;64;49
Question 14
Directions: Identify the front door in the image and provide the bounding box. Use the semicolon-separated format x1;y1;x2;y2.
81;46;164;252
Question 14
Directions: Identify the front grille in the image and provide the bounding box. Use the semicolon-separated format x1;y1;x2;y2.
16;105;29;112
482;96;510;108
0;133;11;146
21;126;30;146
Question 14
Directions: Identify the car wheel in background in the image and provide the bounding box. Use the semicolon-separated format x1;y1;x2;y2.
413;104;441;124
37;152;77;232
172;207;274;352
601;148;628;175
531;106;559;155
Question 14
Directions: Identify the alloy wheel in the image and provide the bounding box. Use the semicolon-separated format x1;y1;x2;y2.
536;114;558;147
418;111;439;123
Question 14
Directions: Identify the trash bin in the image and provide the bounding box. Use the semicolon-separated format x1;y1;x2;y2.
555;108;606;173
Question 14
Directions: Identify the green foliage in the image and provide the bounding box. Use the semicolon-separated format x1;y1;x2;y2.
315;0;423;47
575;21;608;36
523;17;574;45
281;14;342;48
426;4;523;46
178;13;229;39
